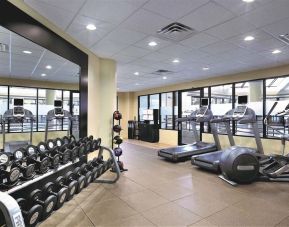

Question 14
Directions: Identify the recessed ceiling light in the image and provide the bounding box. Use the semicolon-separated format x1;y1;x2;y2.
46;65;52;69
272;49;281;54
148;41;157;47
244;36;255;41
242;0;254;3
162;76;167;80
22;50;32;54
135;83;140;86
134;72;139;76
41;73;46;77
172;59;180;63
86;24;96;30
202;67;210;71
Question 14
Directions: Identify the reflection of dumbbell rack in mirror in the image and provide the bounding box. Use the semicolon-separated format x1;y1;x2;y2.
112;110;127;172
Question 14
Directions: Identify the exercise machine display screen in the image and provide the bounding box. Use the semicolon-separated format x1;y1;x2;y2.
54;100;62;107
201;98;208;107
13;98;24;117
14;99;23;106
238;95;248;105
54;100;64;117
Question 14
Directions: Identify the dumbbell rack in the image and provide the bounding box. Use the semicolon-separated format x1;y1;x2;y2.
0;143;120;227
112;112;127;172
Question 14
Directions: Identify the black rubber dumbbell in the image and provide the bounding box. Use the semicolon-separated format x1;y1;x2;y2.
86;160;99;181
88;135;94;142
79;163;93;187
10;148;36;181
91;157;105;176
54;138;64;148
62;136;70;145
37;142;59;170
55;176;77;201
16;198;43;227
28;189;57;220
57;145;71;164
0;152;21;186
43;182;68;209
77;143;86;158
92;138;101;151
65;170;86;193
26;145;50;174
70;146;79;162
85;141;93;153
68;140;76;149
69;135;76;142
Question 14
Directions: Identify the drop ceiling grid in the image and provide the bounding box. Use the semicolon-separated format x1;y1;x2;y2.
17;0;289;90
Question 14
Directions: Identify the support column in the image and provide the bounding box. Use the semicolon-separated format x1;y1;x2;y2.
249;81;262;102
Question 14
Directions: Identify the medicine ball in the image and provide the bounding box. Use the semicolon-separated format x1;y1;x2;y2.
113;111;122;120
113;125;122;133
113;135;123;145
113;147;123;157
220;147;259;184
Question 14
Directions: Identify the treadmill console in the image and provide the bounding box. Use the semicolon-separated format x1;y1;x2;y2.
13;98;25;117
196;98;208;117
232;95;248;118
54;100;64;117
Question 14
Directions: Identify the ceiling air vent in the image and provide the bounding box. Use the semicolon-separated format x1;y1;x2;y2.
157;22;197;42
152;69;174;75
0;43;9;53
278;34;289;45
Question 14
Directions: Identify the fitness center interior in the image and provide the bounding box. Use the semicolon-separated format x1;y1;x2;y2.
1;0;289;226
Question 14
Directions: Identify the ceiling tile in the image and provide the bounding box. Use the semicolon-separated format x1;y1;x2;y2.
242;38;285;52
104;28;147;45
133;36;172;51
142;51;171;61
66;15;116;48
262;17;289;38
158;44;191;56
24;0;76;30
33;0;86;13
214;0;272;15
117;46;150;58
180;33;219;49
241;0;289;28
91;39;129;57
112;54;136;64
178;2;235;32
206;17;256;39
226;29;273;48
119;9;172;35
200;41;237;55
80;0;139;25
143;0;209;20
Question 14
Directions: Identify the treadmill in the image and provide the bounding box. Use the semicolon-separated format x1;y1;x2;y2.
45;100;73;142
2;98;34;153
158;98;221;161
191;95;264;172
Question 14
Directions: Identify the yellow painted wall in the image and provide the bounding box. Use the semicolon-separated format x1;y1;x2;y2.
7;0;117;147
159;129;178;146
0;131;67;148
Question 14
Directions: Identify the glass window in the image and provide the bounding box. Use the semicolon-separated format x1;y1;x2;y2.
211;85;233;134
63;91;71;131
161;92;173;129
139;96;148;121
38;89;62;131
72;92;79;140
149;94;159;109
9;87;37;132
235;80;263;137
265;76;289;138
203;88;210;132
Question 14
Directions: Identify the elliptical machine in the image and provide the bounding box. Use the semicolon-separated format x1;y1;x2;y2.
219;101;289;185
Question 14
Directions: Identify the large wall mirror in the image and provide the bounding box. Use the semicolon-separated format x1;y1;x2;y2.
0;1;88;148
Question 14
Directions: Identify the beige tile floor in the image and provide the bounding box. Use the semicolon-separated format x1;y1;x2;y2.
41;141;289;227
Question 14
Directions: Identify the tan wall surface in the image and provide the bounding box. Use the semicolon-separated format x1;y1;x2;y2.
159;129;178;146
